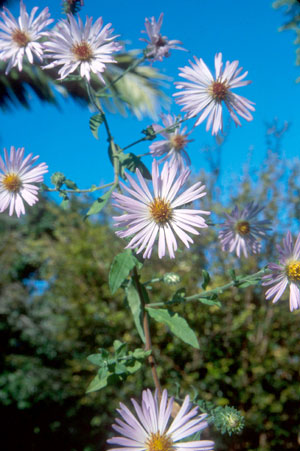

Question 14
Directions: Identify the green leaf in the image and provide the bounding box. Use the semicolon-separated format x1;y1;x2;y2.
125;360;142;374
201;270;211;290
125;279;146;343
197;298;221;307
119;152;151;180
109;249;142;294
146;308;199;349
89;113;103;139
86;367;109;393
85;185;115;217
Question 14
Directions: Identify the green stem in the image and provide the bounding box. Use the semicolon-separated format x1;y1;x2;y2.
85;81;119;186
147;268;268;308
123;117;188;151
44;181;114;194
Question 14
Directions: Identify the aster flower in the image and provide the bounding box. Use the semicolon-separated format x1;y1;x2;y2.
0;0;53;74
263;231;300;312
174;53;255;135
107;389;214;451
112;160;210;259
141;13;185;62
0;146;48;217
218;202;271;258
149;114;192;169
43;14;121;82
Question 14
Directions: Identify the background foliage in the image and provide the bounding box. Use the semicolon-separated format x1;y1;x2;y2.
1;124;300;450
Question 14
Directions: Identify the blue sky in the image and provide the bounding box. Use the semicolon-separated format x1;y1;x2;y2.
1;0;299;194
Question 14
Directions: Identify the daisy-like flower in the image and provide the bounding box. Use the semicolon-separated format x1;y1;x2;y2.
149;114;192;170
218;202;271;258
43;14;121;82
107;389;214;451
0;146;48;217
0;0;53;74
263;231;300;312
112;159;210;259
174;53;255;135
140;13;185;62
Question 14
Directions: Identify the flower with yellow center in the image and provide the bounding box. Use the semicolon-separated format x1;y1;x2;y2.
43;14;122;82
0;1;53;74
174;52;255;135
113;160;210;259
149;114;193;170
0;146;48;217
219;203;271;258
263;231;300;312
107;389;214;451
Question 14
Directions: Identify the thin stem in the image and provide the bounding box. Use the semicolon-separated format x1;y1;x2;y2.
44;181;114;194
85;81;119;186
133;267;162;397
123;117;188;152
96;55;147;97
146;268;268;308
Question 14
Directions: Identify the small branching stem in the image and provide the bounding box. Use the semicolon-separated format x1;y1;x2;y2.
44;181;114;193
147;268;268;308
123;117;188;151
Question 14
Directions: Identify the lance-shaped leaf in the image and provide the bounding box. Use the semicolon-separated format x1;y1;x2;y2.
109;249;142;294
201;270;211;290
146;308;200;349
119;152;151;180
86;185;115;217
197;298;221;307
125;279;145;343
89;113;103;139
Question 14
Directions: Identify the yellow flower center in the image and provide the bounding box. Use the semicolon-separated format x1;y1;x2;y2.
72;41;93;61
2;173;22;193
149;198;172;225
146;432;173;451
170;134;186;151
286;261;300;282
11;29;30;47
210;81;228;101
236;221;250;236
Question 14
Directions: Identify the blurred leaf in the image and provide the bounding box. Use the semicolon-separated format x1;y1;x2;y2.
146;308;200;349
89;113;104;140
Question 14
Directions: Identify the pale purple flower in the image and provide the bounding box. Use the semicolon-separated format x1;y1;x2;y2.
107;389;214;451
141;13;185;62
43;14;121;82
0;0;53;74
112;160;210;259
218;202;271;258
263;231;300;312
174;53;255;135
0;146;48;217
149;114;192;170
